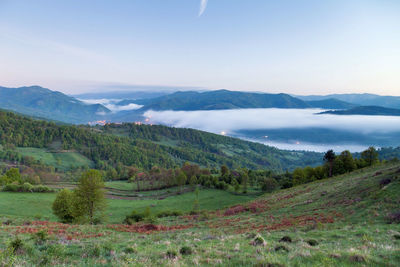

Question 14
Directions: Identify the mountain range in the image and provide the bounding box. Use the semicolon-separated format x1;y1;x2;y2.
0;86;110;123
2;85;400;125
296;93;400;109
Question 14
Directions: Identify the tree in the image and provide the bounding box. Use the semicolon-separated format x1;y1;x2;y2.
231;178;240;193
192;187;200;214
73;170;106;224
52;189;75;223
361;146;379;166
292;168;306;185
189;175;198;190
176;171;187;193
338;150;356;173
5;168;21;182
323;150;336;177
261;177;279;192
240;170;249;193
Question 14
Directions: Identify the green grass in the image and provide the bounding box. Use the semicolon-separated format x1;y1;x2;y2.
0;163;399;266
16;147;94;170
0;188;256;223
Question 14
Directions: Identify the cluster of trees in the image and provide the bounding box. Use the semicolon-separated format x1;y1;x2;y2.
0;167;53;192
52;170;106;224
259;147;382;192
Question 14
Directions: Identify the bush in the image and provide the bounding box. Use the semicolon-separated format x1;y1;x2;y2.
2;184;18;192
32;230;48;245
21;183;33;192
2;183;54;193
279;236;292;243
52;189;75;223
261;178;279;192
386;211;400;224
166;250;178;259
124;211;145;224
8;236;24;254
157;210;182;218
179;246;193;255
32;185;53;193
379;178;391;187
306;239;318;246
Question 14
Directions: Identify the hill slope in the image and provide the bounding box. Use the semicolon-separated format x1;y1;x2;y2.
306;98;357;109
0;110;322;171
298;93;400;109
0;86;110;123
1;162;399;266
132;90;311;111
320;106;400;116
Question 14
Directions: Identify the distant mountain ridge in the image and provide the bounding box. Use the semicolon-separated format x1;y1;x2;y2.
132;90;310;111
319;106;400;116
306;98;356;109
296;93;400;109
0;86;110;123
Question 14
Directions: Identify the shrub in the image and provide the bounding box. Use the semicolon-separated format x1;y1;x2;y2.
8;236;24;254
32;185;53;193
166;250;178;259
261;177;279;192
124;246;136;254
279;236;292;243
306;239;318;246
274;245;289;252
32;230;48;245
2;184;18;192
386;211;400;224
379;178;391;187
250;234;266;246
179;246;193;255
2;219;13;225
157;210;182;218
52;189;75;223
21;183;33;192
124;211;145;224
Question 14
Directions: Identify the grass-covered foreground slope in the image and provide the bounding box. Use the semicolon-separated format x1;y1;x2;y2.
0;162;399;266
0;110;322;171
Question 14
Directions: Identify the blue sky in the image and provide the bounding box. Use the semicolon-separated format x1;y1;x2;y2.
0;0;399;95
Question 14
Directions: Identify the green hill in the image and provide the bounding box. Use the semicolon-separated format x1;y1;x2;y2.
0;110;322;172
0;161;398;266
132;89;311;111
0;86;110;123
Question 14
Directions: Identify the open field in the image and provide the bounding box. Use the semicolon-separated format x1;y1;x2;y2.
0;162;399;266
0;188;257;224
16;147;94;171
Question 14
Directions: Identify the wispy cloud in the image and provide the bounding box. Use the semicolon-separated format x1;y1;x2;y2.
199;0;208;17
0;27;108;63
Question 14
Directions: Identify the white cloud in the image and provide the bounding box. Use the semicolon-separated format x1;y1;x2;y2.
104;103;143;112
80;98;143;112
199;0;208;16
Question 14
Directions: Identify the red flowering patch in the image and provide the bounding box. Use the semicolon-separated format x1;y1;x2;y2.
223;205;248;216
107;223;193;234
5;221;106;241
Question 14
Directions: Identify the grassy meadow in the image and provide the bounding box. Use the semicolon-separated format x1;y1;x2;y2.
0;163;399;266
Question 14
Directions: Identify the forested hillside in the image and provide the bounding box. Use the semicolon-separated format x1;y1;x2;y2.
0;86;110;123
0;110;322;173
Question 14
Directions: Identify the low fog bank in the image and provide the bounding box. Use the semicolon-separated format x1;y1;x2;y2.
80;99;143;112
144;108;400;152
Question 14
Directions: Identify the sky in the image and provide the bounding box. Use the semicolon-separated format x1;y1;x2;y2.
0;0;399;95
